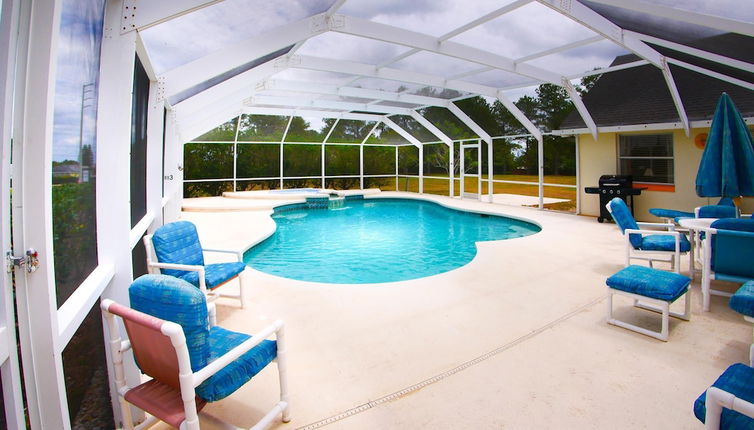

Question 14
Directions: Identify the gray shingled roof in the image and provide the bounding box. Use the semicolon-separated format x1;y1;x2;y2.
559;33;754;130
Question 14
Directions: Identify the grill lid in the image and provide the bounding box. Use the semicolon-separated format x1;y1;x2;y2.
599;175;633;188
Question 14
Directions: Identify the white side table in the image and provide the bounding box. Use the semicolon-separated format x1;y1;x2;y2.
678;218;718;279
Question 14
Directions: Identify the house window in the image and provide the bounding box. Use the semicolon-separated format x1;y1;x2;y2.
618;134;674;184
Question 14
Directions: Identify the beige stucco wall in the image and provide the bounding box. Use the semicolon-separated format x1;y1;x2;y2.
578;127;754;222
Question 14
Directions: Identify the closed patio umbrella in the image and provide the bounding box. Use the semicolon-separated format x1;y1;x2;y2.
695;93;754;198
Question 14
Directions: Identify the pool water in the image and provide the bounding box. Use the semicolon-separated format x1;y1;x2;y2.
244;198;540;284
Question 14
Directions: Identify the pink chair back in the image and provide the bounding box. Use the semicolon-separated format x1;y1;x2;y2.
107;302;181;390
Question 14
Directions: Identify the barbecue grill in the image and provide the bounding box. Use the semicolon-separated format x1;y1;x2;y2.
584;175;647;223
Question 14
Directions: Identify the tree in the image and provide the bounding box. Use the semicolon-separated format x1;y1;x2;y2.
80;144;93;167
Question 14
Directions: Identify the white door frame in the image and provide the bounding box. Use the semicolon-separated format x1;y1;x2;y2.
9;0;118;428
0;0;33;426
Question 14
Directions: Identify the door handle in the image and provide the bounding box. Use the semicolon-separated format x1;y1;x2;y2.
5;249;39;273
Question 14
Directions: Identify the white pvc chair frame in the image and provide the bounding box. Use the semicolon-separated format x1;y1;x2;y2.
606;286;691;341
101;299;291;430
143;234;246;310
606;202;685;273
699;226;740;312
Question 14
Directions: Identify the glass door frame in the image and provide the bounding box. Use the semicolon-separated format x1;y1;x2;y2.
460;142;481;200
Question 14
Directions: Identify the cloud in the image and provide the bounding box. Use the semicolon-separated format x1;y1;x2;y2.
52;0;104;162
141;0;337;73
338;0;448;19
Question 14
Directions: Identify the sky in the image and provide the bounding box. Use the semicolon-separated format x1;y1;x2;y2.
52;0;754;159
52;0;104;162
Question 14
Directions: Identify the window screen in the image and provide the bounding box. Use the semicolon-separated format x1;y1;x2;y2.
618;134;674;184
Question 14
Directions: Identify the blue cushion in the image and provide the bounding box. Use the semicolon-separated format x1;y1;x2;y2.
179;262;246;289
699;205;738;219
195;326;277;402
694;363;754;428
712;219;754;233
129;274;210;371
152;221;205;279
730;281;754;318
710;220;754;279
608;198;642;248
606;265;690;302
639;234;691;253
649;208;694;219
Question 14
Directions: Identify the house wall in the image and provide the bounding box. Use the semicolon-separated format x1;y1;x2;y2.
578;127;754;222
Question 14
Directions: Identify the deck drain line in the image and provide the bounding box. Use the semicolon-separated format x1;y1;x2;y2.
296;296;604;430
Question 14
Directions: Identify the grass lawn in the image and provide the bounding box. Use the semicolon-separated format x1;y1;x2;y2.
391;175;577;213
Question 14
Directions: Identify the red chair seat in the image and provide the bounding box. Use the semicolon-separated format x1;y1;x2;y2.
124;379;207;428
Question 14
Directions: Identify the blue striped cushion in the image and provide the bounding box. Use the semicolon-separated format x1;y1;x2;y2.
179;262;246;289
694;363;754;428
195;326;277;402
730;281;754;318
129;274;210;371
639;234;691;253
608;198;642;248
606;265;690;302
152;221;205;279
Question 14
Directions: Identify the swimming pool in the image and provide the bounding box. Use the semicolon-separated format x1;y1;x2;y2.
244;198;540;284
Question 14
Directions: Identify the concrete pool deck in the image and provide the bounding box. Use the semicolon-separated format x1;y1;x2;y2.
168;191;749;429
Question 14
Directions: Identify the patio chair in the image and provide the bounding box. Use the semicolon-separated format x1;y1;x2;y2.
729;281;754;363
694;362;754;429
144;220;246;310
700;219;754;311
101;274;290;430
606;197;690;273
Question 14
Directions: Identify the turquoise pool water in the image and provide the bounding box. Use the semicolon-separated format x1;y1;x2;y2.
244;198;540;284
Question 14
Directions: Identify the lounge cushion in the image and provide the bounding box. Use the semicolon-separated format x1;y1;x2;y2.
699;205;738;219
606;265;690;302
608;198;642;248
195;326;277;402
639;234;691;253
730;281;754;318
179;262;246;289
694;363;754;428
649;208;694;220
152;221;205;279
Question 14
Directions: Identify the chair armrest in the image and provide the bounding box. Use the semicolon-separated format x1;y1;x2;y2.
637;222;675;230
705;386;754;429
202;248;243;261
625;228;681;237
626;229;685;253
192;320;285;387
146;262;204;273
